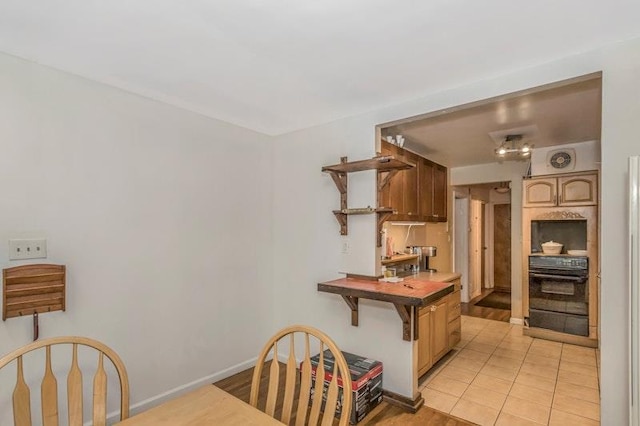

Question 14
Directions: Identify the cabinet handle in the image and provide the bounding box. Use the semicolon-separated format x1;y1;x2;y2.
430;305;437;312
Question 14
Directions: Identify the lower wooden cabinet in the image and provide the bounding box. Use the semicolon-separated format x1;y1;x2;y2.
431;299;449;362
417;307;432;376
448;316;461;348
417;279;462;378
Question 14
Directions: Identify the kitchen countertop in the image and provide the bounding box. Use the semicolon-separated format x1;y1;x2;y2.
318;272;460;341
318;272;459;307
408;271;461;283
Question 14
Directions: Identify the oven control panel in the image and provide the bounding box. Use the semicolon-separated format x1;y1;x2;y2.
529;255;588;271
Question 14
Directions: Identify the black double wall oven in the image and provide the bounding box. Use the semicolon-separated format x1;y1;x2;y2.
527;255;589;337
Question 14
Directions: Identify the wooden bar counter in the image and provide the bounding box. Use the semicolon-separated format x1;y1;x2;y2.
318;272;459;341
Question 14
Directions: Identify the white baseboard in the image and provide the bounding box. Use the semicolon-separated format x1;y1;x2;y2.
104;356;258;424
510;317;524;325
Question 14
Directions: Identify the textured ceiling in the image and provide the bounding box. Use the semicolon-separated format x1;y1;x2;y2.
383;77;602;167
0;1;638;135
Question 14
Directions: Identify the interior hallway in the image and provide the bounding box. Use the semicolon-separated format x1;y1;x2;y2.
419;316;600;425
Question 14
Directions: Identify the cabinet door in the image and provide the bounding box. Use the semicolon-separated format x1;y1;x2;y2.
448;317;462;348
417;307;432;377
431;300;449;363
379;142;404;210
418;158;434;219
432;164;447;221
403;151;419;216
523;178;557;207
447;290;461;322
558;174;598;206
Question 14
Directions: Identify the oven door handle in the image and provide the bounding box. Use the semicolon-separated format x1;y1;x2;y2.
530;273;587;282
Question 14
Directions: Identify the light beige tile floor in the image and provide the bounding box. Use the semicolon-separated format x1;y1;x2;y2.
420;315;600;425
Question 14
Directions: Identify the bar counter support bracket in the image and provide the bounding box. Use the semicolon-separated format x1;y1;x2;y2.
335;295;415;341
393;303;413;341
341;295;359;326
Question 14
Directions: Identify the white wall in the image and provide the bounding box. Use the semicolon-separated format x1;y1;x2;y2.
530;139;600;176
273;37;640;423
271;121;418;396
0;53;274;421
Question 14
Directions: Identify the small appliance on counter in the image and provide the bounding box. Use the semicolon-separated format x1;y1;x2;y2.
423;246;437;272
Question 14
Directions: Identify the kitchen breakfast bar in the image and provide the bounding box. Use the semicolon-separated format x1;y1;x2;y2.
318;272;461;341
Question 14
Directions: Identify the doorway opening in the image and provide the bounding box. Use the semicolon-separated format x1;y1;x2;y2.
453;182;512;321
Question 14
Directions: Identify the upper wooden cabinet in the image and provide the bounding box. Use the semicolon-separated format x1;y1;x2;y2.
420;158;447;221
523;172;598;208
379;142;419;217
380;141;448;222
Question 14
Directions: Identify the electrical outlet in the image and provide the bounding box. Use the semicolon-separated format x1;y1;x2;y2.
9;239;47;260
341;239;350;254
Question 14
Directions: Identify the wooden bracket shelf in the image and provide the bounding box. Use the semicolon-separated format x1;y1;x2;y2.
322;155;413;242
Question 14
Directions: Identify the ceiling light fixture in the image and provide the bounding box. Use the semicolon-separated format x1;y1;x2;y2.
495;134;533;160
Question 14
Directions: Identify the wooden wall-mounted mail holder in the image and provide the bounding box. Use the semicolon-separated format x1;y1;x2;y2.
2;264;66;339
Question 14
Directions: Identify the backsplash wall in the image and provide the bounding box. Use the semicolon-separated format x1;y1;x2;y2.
383;222;451;272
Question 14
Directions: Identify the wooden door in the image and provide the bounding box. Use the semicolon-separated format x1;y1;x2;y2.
558;173;598;206
431;300;449;363
432;164;447;221
468;199;483;300
417;307;432;376
493;204;512;292
523;177;557;207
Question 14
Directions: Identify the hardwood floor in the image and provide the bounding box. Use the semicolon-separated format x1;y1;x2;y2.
460;288;511;322
214;362;473;425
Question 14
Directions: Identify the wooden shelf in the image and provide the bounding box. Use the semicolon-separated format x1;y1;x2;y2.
322;156;413;242
381;254;419;265
321;155;414;174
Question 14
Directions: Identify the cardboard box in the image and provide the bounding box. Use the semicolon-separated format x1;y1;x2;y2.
308;350;383;424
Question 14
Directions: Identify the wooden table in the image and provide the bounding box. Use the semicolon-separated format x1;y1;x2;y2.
116;385;283;425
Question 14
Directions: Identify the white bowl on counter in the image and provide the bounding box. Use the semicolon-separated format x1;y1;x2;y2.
567;249;588;256
541;241;563;254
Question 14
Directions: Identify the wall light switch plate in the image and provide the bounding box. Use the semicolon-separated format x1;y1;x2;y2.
9;239;47;260
341;239;350;254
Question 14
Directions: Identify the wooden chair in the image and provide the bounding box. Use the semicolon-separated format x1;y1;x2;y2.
250;325;352;426
0;336;129;426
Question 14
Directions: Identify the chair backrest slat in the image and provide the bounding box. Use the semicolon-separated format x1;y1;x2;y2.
41;345;59;426
294;333;311;426
280;334;297;424
320;362;340;426
307;342;325;425
265;341;280;416
1;336;129;425
251;326;352;426
13;355;32;426
67;343;83;426
92;353;107;426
